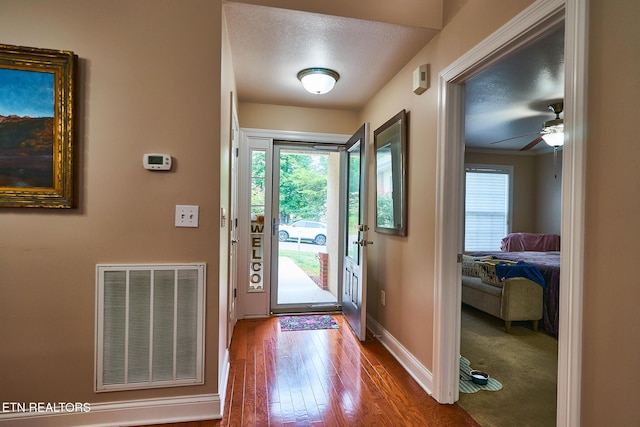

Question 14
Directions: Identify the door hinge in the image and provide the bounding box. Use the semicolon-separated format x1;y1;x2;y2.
457;253;463;263
235;147;239;157
233;288;237;298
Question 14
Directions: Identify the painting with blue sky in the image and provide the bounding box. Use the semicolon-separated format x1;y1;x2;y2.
0;68;54;117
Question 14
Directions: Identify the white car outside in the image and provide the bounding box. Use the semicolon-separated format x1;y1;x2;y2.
278;220;327;245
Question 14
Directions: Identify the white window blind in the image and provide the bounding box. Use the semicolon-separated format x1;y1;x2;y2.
96;264;205;392
465;165;512;251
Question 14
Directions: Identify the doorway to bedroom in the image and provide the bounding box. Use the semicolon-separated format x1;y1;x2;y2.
457;24;563;427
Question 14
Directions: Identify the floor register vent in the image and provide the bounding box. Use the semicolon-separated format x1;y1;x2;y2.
95;263;206;392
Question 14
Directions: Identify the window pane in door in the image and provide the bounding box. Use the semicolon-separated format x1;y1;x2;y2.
346;142;361;261
249;149;266;291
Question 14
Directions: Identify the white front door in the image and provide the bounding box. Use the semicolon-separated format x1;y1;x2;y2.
342;124;370;341
227;110;239;345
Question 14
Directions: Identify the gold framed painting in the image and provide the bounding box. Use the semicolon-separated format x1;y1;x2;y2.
0;44;76;208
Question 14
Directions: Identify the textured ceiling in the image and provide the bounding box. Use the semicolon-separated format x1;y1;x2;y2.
465;26;565;152
224;2;439;110
224;2;565;152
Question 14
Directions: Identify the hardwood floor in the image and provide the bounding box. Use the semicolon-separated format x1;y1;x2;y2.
145;314;478;427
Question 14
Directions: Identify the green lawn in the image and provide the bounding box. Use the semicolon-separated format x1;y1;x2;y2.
279;250;320;277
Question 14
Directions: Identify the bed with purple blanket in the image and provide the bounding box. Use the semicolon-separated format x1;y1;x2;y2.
468;250;560;337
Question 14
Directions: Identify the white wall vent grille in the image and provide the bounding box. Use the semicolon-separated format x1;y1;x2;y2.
95;263;206;392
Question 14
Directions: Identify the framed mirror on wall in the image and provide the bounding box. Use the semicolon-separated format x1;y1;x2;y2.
374;109;408;236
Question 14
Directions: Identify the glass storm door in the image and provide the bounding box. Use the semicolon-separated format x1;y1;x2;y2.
270;143;339;312
342;124;370;341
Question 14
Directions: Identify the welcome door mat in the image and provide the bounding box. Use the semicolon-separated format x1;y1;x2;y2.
459;356;503;393
279;314;339;331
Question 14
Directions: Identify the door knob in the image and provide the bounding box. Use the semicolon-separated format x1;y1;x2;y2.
352;239;373;247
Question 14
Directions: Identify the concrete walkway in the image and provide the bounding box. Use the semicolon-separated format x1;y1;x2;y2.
277;256;337;305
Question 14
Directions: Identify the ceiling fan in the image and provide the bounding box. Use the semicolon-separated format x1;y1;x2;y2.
490;102;565;151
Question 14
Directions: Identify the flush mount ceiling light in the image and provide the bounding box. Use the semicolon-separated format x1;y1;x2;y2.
297;68;340;95
541;102;564;147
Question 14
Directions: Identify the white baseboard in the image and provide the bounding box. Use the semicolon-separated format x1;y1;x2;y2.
367;314;434;395
0;393;221;427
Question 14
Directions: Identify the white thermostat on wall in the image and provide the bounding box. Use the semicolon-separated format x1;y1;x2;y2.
143;153;172;170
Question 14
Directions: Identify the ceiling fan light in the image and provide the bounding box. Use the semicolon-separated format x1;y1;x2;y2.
297;68;339;95
541;126;564;147
541;103;564;147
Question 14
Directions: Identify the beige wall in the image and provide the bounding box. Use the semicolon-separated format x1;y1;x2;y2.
229;0;444;29
582;0;640;425
535;150;562;234
359;0;536;368
0;0;223;404
238;102;359;135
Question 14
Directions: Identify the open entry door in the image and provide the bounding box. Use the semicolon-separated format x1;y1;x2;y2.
342;123;371;341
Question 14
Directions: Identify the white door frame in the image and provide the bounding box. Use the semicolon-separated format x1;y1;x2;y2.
432;2;587;427
237;128;350;319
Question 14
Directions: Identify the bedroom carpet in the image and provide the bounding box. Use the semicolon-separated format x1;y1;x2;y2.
458;305;558;427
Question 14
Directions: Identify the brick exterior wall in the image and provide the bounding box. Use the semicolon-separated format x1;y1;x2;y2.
318;252;329;290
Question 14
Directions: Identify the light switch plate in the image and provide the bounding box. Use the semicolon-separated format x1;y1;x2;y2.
175;205;199;227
